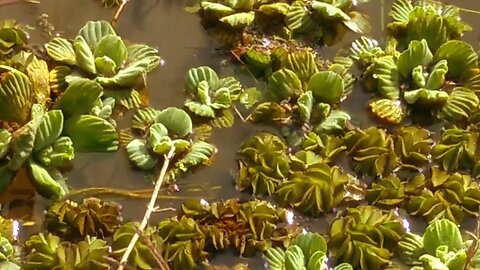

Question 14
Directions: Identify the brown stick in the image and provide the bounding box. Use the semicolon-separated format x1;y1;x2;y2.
111;0;129;27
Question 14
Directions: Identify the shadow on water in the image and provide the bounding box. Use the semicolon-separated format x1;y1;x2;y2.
0;0;480;268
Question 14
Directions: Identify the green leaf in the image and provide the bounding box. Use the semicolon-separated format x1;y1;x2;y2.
283;50;318;84
54;78;103;116
403;88;449;105
104;89;142;109
265;247;286;270
423;219;462;255
34;110;63;151
45;38;76;65
36;136;75;167
27;160;66;200
175;141;216;172
397;39;433;78
132;107;157;132
8;116;42;171
126;139;157;170
307;71;344;104
74;35;96;74
219;12;255;28
0;66;33;124
373;56;400;99
292;232;327;259
78;20;116;49
200;2;235;18
314;110;350;134
95;56;116;76
64;115;119;152
185;66;219;95
286;1;316;34
426;60;448;90
405;7;447;52
440;87;479;122
0;129;10;159
311;1;350;21
433;40;478;80
147;123;169;148
368;98;405;124
390;0;414;23
155;107;193;137
94;34;127;68
298;91;314;122
258;3;290;16
97;60;147;87
284;245;305;270
267;68;303;101
127;44;160;73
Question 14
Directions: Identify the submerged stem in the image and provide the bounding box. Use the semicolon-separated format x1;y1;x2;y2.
117;146;175;270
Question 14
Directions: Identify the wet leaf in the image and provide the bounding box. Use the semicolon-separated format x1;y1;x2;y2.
0;66;33;124
126;139;157;170
155;107;193;137
78;20;116;49
307;71;344;104
46;197;122;240
27;160;67;200
433;40;478;80
64;115;119;152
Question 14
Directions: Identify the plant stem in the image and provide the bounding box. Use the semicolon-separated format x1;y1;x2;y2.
111;0;129;27
117;147;176;270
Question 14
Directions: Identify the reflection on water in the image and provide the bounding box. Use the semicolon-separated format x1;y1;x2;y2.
0;0;479;267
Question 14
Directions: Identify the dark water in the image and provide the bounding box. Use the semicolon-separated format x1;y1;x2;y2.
0;0;479;268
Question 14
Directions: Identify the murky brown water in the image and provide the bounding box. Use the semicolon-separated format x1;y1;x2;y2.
0;0;479;268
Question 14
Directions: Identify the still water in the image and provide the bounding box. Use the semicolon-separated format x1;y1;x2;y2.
0;0;479;268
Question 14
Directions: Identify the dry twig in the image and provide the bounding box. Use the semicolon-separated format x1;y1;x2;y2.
117;147;176;270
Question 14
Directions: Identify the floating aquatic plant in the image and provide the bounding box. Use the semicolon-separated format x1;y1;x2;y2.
328;205;406;269
351;37;479;125
184;66;242;127
264;231;354;270
126;106;217;182
156;198;298;270
45;20;160;109
398;219;480;269
237;132;290;195
344;127;397;177
388;0;472;51
365;175;406;208
111;222;164;270
195;0;369;47
45;197;123;241
24;233;110;270
406;167;480;224
394;125;433;170
276;163;352;216
0;20;28;58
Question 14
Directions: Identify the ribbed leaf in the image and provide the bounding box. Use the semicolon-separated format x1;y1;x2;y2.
78;20;116;49
433;40;478;80
286;1;316;33
423;219;462;255
104;89;142;109
397;39;433;78
368;98;404;125
132;107;157;132
200;2;235;18
175;141;216;172
311;1;350;20
127;44;160;73
390;0;414;23
74;35;96;74
45;38;76;65
34;110;63;151
405;8;447;52
185;66;219;95
298;91;314;122
155;107;193;137
219;12;255;28
126;139;157;170
283;50;318;84
0;66;33;124
94;34;128;68
54;78;103;116
8;116;42;170
211;109;234;128
64;115;119;152
0;129;10;159
373;56;400;99
307;71;344;104
267;68;303;101
314;110;350;134
27;160;67;200
440;87;479;122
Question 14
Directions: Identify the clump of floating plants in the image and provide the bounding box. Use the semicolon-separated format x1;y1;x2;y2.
3;0;480;269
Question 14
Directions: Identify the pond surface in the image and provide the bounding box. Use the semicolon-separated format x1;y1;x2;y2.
1;0;480;269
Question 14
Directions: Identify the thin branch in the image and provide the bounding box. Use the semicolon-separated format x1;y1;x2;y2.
111;0;130;27
117;147;176;270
